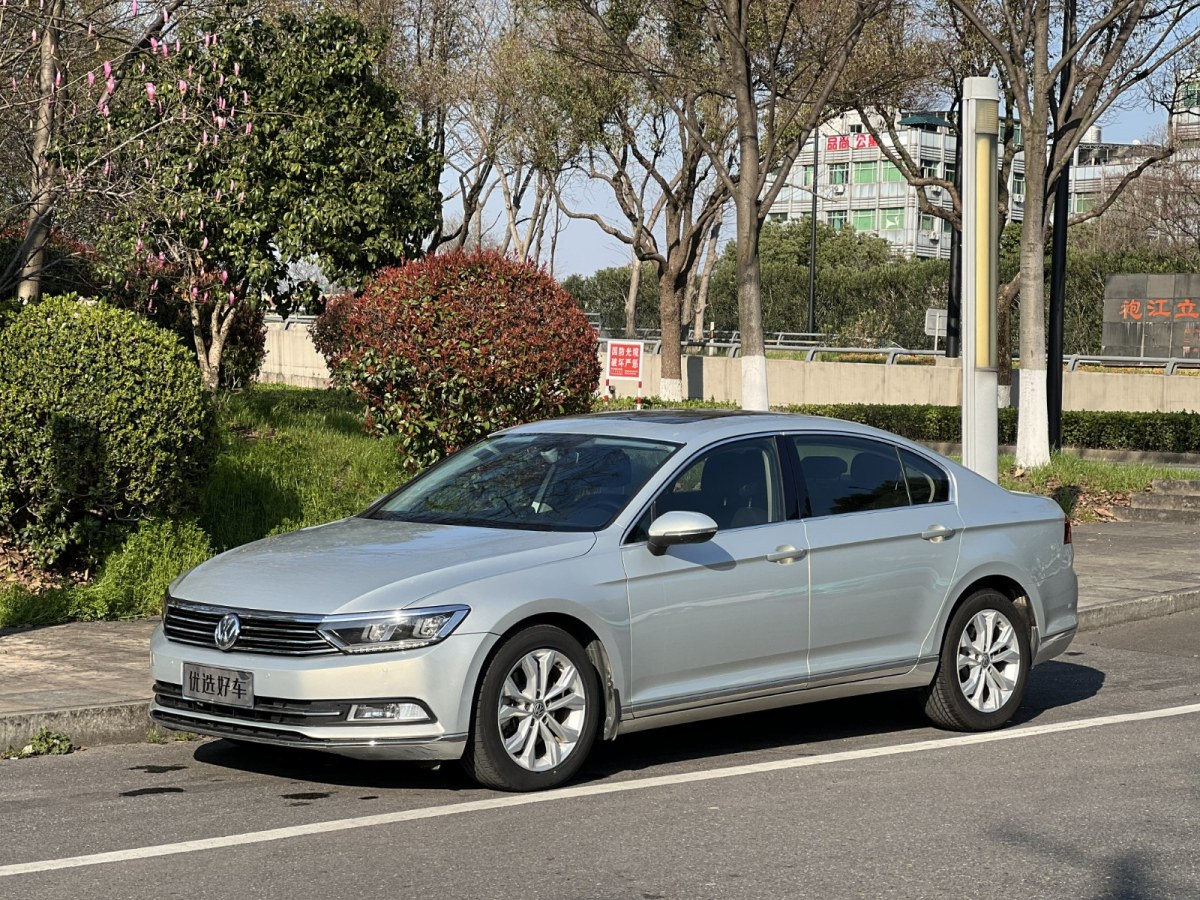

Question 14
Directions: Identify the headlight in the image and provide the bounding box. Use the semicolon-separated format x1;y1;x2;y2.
317;605;470;654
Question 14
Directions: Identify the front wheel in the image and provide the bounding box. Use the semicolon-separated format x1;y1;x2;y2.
922;589;1030;731
462;625;600;791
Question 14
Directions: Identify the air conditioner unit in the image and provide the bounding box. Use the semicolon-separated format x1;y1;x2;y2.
833;185;846;195
929;185;943;196
927;231;941;242
1012;193;1025;203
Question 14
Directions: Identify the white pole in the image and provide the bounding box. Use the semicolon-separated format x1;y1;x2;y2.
961;77;1001;483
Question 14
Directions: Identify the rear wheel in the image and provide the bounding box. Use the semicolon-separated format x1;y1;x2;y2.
462;625;600;791
923;589;1030;731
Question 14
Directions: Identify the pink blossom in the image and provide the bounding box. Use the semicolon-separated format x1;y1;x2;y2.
228;292;236;305
150;279;158;292
178;80;187;95
244;122;252;135
87;71;94;87
201;237;208;250
136;238;144;251
103;61;111;78
145;82;156;101
242;91;248;105
214;188;222;201
131;0;137;13
216;116;226;130
233;62;240;76
220;271;228;284
150;37;157;52
238;192;245;203
106;76;115;94
191;286;199;298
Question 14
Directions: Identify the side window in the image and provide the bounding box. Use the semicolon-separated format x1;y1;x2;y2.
900;448;951;504
789;435;911;517
629;438;785;541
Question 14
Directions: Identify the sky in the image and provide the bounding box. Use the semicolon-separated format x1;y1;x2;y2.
546;100;1170;281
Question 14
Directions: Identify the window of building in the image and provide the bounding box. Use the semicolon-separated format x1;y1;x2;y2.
827;209;848;230
1073;193;1099;213
852;209;877;231
828;162;849;185
1011;172;1026;197
919;213;937;233
880;207;905;230
767;211;788;223
881;161;906;183
1182;82;1199;107
849;122;864;134
920;158;939;179
853;161;877;184
1003;122;1023;146
944;162;957;186
801;164;815;187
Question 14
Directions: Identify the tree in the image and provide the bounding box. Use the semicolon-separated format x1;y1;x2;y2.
73;10;439;390
558;0;892;408
562;261;661;333
945;0;1200;466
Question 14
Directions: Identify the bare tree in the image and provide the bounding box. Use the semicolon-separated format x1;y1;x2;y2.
946;0;1200;466
556;0;892;408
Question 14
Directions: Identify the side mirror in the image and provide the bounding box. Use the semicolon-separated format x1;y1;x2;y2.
646;511;719;556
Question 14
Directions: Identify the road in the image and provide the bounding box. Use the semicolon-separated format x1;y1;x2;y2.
3;610;1199;899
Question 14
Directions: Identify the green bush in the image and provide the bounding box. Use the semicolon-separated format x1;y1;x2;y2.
313;250;601;467
0;297;218;566
71;519;214;620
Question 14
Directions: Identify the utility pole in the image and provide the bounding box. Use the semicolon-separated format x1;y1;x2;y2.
1047;0;1076;452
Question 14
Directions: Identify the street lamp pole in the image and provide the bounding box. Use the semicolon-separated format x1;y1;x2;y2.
808;134;819;335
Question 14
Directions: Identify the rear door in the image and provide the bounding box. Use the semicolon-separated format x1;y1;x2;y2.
786;435;963;678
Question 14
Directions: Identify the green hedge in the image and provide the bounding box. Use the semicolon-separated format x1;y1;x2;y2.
600;398;1200;453
0;297;217;566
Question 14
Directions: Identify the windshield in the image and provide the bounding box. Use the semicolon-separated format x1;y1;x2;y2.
369;433;679;531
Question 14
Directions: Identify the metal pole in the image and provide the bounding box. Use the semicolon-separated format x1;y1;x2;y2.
807;134;819;335
1048;0;1075;452
946;95;963;359
961;77;1001;484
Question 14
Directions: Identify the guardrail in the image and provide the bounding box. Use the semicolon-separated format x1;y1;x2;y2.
1065;354;1200;376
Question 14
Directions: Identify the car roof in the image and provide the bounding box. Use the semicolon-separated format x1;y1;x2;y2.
502;409;923;450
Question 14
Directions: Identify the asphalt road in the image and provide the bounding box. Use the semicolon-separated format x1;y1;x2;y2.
3;610;1199;899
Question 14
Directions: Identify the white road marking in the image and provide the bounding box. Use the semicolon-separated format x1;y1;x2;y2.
4;701;1200;878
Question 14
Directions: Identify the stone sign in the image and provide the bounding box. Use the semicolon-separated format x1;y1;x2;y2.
1102;273;1200;359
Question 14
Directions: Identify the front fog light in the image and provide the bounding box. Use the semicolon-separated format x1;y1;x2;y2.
349;702;432;723
318;605;469;654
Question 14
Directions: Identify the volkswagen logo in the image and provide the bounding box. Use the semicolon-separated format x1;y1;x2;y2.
214;614;241;651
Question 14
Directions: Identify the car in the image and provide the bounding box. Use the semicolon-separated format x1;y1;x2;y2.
150;410;1078;792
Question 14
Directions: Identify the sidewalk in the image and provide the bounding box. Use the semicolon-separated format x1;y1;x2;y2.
2;520;1198;752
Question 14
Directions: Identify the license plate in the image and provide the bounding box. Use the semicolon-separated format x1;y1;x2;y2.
182;663;254;709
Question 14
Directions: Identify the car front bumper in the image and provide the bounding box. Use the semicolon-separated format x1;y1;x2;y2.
149;625;496;760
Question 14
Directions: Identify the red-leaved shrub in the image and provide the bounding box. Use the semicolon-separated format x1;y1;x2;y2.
312;250;600;466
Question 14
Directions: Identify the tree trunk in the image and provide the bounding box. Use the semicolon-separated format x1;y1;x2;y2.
1015;199;1050;467
693;220;721;340
734;190;768;409
16;0;65;305
658;262;685;401
624;250;639;338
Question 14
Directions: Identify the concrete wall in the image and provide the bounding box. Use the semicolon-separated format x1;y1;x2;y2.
260;321;1200;413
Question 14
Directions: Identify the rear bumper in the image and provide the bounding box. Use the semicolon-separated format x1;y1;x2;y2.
1032;624;1076;666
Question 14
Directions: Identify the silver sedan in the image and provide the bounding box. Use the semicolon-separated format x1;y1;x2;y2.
150;410;1078;791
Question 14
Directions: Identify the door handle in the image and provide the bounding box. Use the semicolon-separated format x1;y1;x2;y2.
921;525;957;542
766;544;807;564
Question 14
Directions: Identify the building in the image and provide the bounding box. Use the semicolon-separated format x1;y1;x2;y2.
766;109;1161;258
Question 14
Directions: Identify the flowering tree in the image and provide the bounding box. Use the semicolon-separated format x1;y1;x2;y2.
70;10;440;390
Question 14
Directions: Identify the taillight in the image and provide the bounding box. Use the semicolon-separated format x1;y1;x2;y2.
1064;519;1073;544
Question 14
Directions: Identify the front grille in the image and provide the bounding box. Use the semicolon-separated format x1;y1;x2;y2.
154;681;349;725
164;600;338;656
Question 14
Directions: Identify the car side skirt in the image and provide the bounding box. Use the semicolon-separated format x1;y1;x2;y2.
616;658;939;735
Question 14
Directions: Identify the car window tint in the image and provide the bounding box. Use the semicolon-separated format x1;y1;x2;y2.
900;448;951;504
630;438;785;541
789;435;910;517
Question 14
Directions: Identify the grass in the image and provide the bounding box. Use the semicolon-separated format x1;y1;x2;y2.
999;452;1200;521
1;385;406;627
199;385;407;551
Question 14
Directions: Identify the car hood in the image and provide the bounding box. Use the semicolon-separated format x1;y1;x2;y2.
172;517;596;616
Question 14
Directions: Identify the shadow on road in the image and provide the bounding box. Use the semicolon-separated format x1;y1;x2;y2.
190;660;1107;791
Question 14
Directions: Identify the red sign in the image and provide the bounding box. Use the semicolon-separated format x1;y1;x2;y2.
825;133;877;151
606;341;643;380
1120;299;1200;322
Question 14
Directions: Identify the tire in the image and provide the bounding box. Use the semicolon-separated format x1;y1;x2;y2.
461;625;601;792
922;589;1030;731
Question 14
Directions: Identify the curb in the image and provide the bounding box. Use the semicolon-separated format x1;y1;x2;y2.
1077;588;1200;632
0;700;151;754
